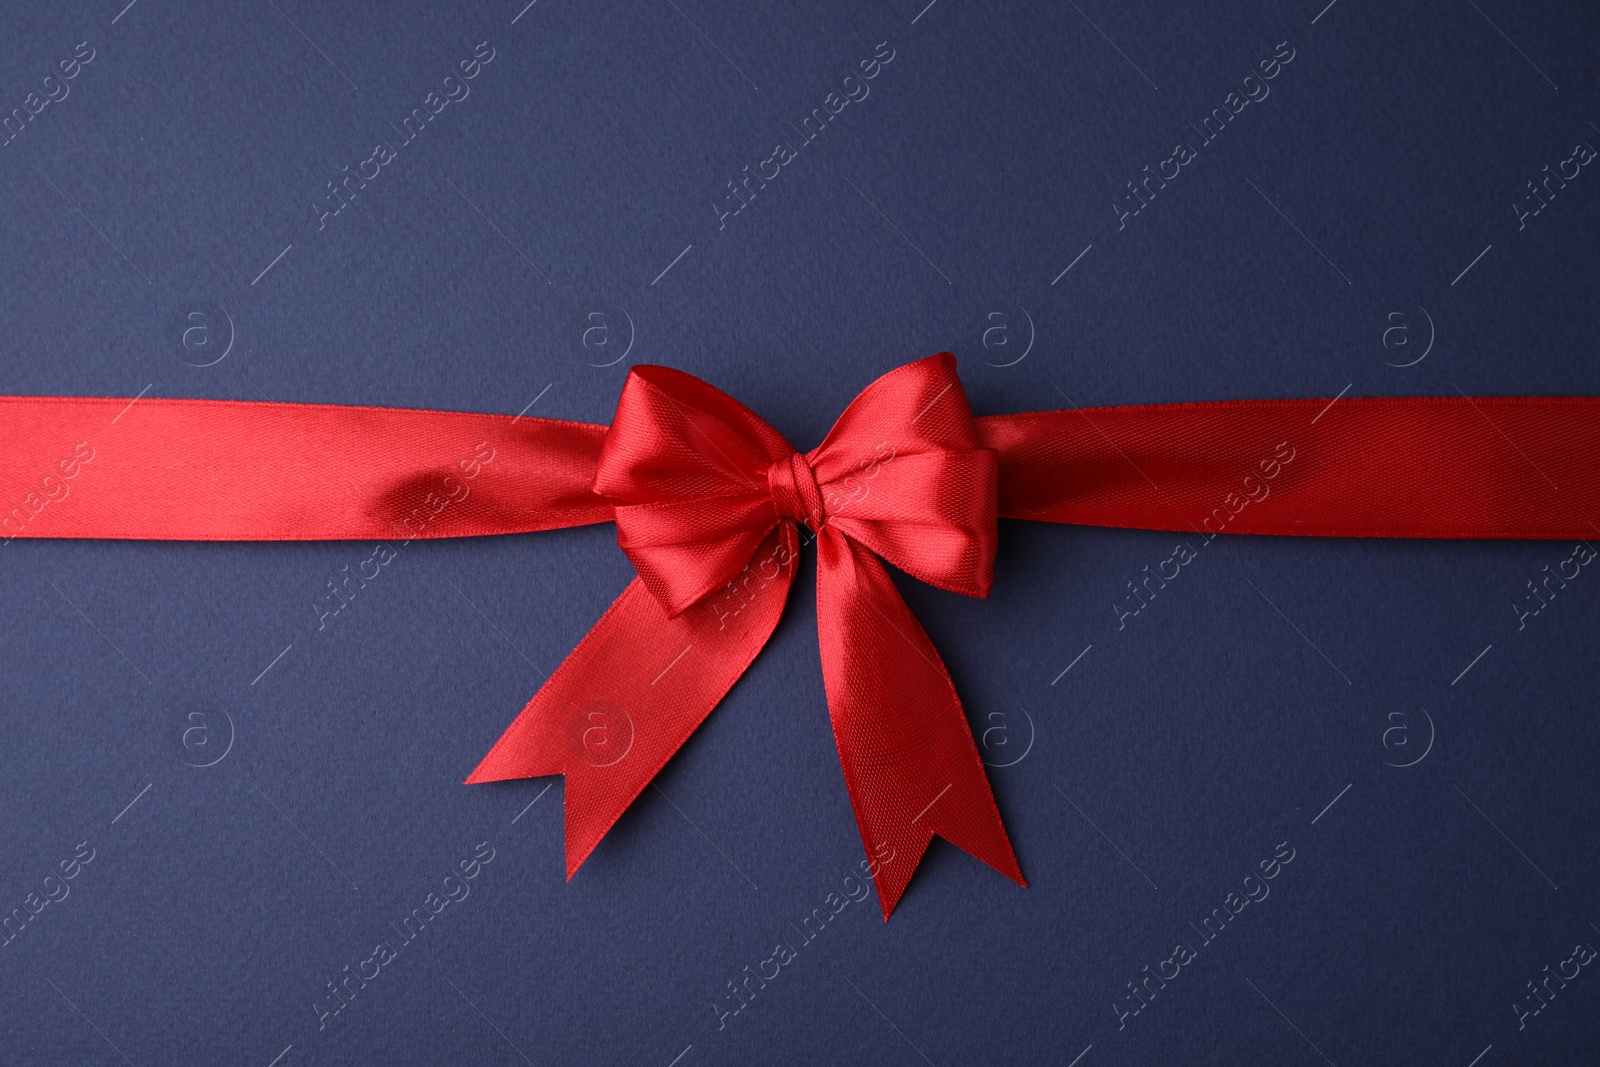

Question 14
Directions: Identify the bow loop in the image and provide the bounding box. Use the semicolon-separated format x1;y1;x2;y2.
597;364;793;502
597;365;794;615
809;353;998;598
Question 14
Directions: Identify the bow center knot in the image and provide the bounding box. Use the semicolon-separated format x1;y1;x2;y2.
767;451;826;528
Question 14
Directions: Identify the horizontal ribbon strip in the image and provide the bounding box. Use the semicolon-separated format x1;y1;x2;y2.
7;394;1594;544
0;394;610;541
983;395;1600;538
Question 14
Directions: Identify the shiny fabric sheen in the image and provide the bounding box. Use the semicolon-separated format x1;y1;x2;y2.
4;357;1597;918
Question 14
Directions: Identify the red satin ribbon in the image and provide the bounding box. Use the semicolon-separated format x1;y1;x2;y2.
3;356;1597;918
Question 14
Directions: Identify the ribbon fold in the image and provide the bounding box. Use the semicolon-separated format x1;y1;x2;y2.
3;356;1597;919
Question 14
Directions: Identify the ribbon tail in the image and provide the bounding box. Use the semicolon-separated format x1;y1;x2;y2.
814;529;1024;920
466;524;798;878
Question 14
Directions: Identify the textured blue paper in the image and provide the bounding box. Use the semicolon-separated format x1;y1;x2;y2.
1;1;1597;1063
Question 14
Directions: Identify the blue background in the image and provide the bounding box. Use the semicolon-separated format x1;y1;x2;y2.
1;1;1597;1063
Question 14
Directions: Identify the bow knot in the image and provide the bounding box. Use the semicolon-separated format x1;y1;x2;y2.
767;451;825;528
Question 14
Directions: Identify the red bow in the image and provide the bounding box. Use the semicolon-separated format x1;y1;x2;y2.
466;355;1023;917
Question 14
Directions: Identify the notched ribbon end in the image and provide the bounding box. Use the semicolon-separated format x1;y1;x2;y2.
871;828;1028;922
462;761;617;884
